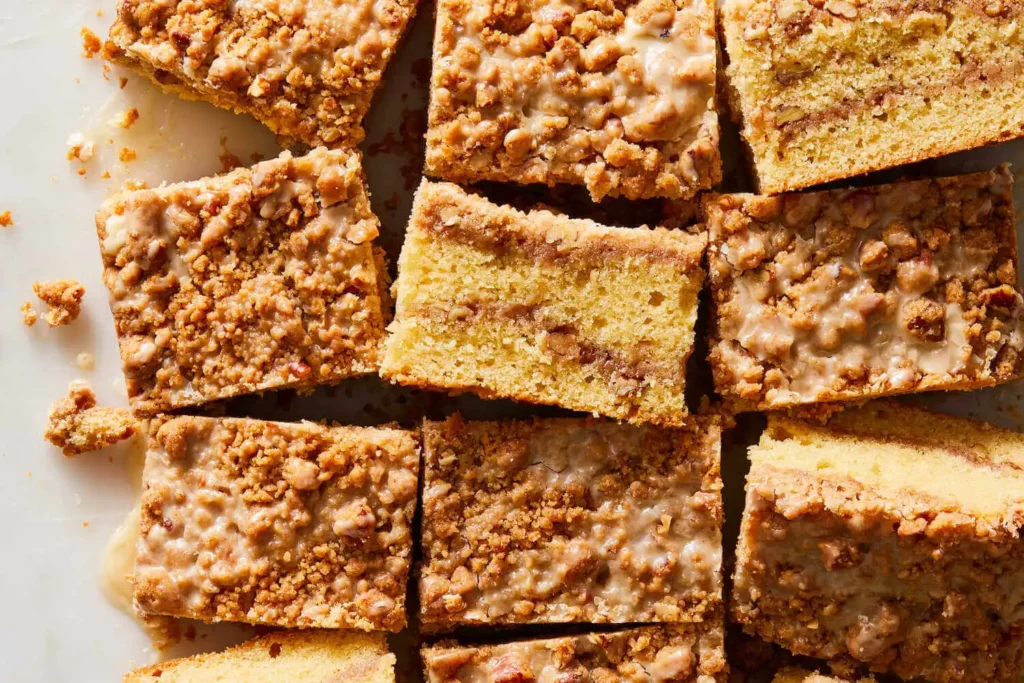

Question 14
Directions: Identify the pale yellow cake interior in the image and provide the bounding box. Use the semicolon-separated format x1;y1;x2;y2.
124;630;395;683
753;403;1024;519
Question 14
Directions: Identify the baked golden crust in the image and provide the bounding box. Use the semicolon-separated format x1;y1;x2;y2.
705;166;1024;411
426;0;721;200
107;0;420;148
422;621;728;682
133;415;419;632
419;414;723;628
43;382;138;457
720;0;1024;193
95;148;388;415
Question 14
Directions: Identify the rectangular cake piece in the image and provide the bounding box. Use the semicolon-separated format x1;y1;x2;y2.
705;166;1024;411
125;630;395;683
732;402;1024;683
426;0;721;200
419;414;722;628
422;621;727;683
96;148;388;415
381;181;707;426
720;0;1024;194
133;416;419;632
107;0;420;147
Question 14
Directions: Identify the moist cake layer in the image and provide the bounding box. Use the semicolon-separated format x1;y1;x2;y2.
705;167;1024;411
108;0;420;147
422;621;727;682
96;148;388;415
133;416;419;632
732;403;1024;683
382;181;706;426
426;0;721;200
125;630;395;683
419;415;723;628
721;0;1024;193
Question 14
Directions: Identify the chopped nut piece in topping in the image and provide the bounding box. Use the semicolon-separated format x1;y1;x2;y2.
134;416;419;632
419;415;723;628
422;622;727;683
426;0;721;200
44;381;138;457
734;403;1024;683
705;166;1024;411
32;279;85;327
106;0;420;148
20;301;37;327
94;148;389;415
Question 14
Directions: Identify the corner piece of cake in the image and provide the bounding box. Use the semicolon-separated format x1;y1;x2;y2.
732;401;1024;683
422;622;728;682
96;148;389;415
381;181;707;426
133;415;419;632
705;166;1024;411
124;630;395;683
720;0;1024;193
426;0;721;200
107;0;420;147
419;414;723;628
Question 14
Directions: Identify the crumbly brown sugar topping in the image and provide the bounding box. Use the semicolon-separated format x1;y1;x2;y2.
707;167;1024;408
428;0;720;199
134;416;419;632
95;148;386;414
109;0;419;147
33;279;86;327
44;381;138;457
420;416;723;626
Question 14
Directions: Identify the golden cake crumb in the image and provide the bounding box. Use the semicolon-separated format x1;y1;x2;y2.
66;133;95;163
33;279;85;327
0;210;12;227
80;27;102;58
118;147;136;163
20;301;37;327
110;108;139;129
44;381;138;457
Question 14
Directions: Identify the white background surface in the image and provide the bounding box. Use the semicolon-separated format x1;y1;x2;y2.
2;2;1024;682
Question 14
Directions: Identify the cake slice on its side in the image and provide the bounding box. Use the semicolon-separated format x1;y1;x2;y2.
705;166;1024;411
124;630;395;682
107;0;420;148
134;416;419;632
381;181;707;426
422;621;727;682
733;401;1024;683
720;0;1024;193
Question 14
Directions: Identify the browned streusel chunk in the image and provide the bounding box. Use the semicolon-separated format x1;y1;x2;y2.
21;302;37;327
419;415;723;629
44;381;138;457
133;416;420;632
107;0;420;148
733;402;1024;683
426;0;721;200
33;279;86;327
0;210;13;226
705;165;1024;411
94;148;388;415
423;621;728;682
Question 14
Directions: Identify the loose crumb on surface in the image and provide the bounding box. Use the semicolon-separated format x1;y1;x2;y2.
20;301;37;327
77;352;95;371
110;108;139;129
67;132;95;163
33;279;85;327
119;147;137;163
0;210;12;227
118;76;128;89
80;27;102;58
44;381;139;457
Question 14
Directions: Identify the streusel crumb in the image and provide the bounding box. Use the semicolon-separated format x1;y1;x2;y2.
44;381;138;457
33;279;85;327
110;108;139;129
80;27;102;58
0;210;12;227
20;302;37;327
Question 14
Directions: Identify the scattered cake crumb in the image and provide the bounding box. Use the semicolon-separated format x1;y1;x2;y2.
119;147;137;163
110;108;139;129
0;210;12;227
33;279;85;327
118;76;128;89
101;170;111;179
77;352;95;371
67;132;95;163
44;381;139;457
20;301;37;327
80;27;102;58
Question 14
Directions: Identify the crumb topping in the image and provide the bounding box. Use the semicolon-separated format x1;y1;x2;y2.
706;167;1024;409
419;416;723;626
0;210;13;227
44;381;138;457
81;26;102;58
94;148;387;414
133;416;419;632
33;279;85;327
108;0;419;148
427;0;720;200
20;301;37;327
111;108;140;129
